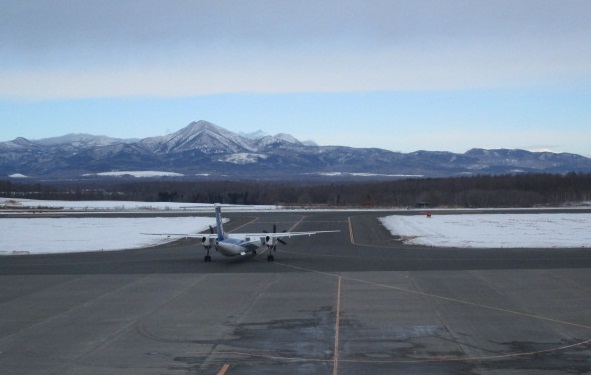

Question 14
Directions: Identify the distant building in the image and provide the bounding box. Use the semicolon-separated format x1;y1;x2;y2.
415;201;432;208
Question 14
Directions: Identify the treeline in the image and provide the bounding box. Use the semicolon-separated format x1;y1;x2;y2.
2;173;591;208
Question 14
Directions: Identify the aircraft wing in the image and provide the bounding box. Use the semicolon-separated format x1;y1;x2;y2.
242;230;340;239
143;231;340;240
141;233;207;238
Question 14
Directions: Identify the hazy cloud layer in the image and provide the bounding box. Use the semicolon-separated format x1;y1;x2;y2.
2;0;590;98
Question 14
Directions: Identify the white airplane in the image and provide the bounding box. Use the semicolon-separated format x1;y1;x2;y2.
149;204;339;262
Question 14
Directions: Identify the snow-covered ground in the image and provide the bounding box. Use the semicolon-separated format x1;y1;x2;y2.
2;198;591;255
83;171;185;178
0;198;245;255
0;198;276;212
308;172;424;178
380;213;591;248
1;198;207;211
0;217;215;255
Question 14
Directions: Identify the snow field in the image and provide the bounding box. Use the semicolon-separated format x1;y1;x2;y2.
380;213;591;248
2;198;591;255
0;217;216;255
0;198;213;211
0;198;277;212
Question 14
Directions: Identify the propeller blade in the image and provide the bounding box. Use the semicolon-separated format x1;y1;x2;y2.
265;224;288;249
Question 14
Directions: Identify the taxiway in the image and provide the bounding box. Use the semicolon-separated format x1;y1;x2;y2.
1;211;591;374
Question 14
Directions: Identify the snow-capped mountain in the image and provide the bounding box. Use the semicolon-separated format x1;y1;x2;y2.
33;133;137;148
0;137;42;151
1;120;590;179
238;130;268;140
139;121;257;154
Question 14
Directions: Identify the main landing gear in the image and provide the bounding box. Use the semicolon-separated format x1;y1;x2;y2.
267;245;276;262
204;246;212;262
263;224;286;262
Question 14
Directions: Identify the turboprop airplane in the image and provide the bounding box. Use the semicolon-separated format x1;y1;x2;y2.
149;204;339;262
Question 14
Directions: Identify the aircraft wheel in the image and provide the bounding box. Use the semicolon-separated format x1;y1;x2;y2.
204;255;211;262
267;254;274;262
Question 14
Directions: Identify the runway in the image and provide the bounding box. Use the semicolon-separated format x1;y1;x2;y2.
2;211;591;374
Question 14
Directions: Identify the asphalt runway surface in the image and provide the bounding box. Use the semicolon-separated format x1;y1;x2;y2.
2;210;591;374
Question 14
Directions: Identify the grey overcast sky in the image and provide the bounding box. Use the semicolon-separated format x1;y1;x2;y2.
1;0;590;155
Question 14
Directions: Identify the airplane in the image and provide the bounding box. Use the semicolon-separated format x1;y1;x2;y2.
147;204;339;262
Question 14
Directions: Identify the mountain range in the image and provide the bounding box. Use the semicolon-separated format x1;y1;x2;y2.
2;120;590;180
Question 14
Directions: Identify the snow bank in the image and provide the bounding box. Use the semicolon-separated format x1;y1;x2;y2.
380;213;591;248
0;217;215;255
84;171;184;178
0;197;212;211
0;198;277;212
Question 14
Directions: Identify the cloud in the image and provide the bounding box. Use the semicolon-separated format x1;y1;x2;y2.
1;1;590;99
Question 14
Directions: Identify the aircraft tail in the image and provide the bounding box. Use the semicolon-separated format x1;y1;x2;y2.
214;204;226;241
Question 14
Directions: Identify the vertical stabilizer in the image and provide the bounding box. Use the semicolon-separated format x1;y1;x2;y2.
214;204;225;241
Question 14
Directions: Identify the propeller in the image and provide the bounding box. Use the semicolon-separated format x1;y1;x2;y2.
201;225;216;262
263;224;288;250
202;225;215;244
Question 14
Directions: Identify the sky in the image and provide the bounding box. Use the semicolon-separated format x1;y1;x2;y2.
1;1;590;156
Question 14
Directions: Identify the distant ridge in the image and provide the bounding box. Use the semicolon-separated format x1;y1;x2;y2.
1;120;590;179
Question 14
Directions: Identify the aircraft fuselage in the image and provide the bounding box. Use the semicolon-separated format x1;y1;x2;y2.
215;237;262;257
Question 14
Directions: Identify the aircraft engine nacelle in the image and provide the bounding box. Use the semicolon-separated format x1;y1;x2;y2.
265;235;276;247
202;236;215;248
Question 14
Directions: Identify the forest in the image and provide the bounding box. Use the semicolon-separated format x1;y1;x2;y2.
2;173;591;208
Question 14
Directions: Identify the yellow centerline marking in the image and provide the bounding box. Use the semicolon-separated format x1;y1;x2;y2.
217;363;230;375
289;216;305;231
348;217;356;245
226;216;260;233
347;215;400;249
333;276;342;375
